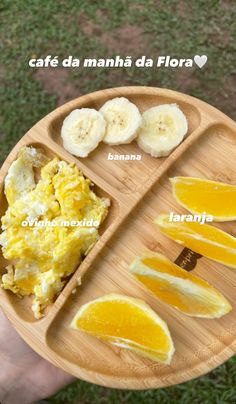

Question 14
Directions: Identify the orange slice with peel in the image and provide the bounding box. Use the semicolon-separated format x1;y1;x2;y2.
171;176;236;221
130;251;231;318
155;214;236;269
71;293;175;364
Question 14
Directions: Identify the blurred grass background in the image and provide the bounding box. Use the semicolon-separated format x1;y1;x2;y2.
0;0;236;402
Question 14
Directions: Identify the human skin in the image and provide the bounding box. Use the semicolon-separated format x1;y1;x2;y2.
0;308;74;404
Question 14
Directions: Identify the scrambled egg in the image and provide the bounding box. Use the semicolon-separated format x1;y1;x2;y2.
0;147;110;318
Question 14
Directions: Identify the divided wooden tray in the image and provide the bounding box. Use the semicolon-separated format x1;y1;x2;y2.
1;86;236;389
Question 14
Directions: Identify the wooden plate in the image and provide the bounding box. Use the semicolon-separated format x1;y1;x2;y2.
1;86;236;389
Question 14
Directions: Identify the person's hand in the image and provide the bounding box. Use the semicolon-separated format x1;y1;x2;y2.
0;307;74;404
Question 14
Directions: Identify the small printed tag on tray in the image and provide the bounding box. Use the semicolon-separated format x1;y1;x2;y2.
175;248;202;271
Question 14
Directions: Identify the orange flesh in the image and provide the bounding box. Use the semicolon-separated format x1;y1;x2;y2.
136;257;226;316
135;275;217;315
143;257;208;287
172;177;236;218
156;216;236;267
76;300;170;352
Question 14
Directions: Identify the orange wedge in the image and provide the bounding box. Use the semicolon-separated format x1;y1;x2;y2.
171;176;236;221
130;251;231;318
71;293;175;364
155;214;236;268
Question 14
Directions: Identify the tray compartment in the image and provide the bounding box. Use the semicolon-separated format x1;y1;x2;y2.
47;90;201;193
0;141;118;322
46;123;236;381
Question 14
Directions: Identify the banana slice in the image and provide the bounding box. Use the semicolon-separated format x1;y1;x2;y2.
137;104;188;157
100;97;142;145
61;108;106;158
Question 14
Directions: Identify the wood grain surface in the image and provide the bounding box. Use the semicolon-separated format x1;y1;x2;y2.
0;87;236;389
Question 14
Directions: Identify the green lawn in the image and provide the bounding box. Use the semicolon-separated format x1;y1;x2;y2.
0;1;236;402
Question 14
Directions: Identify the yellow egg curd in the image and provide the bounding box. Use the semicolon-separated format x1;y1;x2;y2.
0;147;110;318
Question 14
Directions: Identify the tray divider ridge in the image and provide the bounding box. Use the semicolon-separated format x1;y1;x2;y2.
0;119;215;334
1;87;236;388
36;119;215;330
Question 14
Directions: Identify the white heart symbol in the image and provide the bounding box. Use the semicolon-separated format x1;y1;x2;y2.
194;55;207;68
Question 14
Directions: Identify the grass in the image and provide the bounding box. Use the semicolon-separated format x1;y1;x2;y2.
50;356;236;404
0;0;236;402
